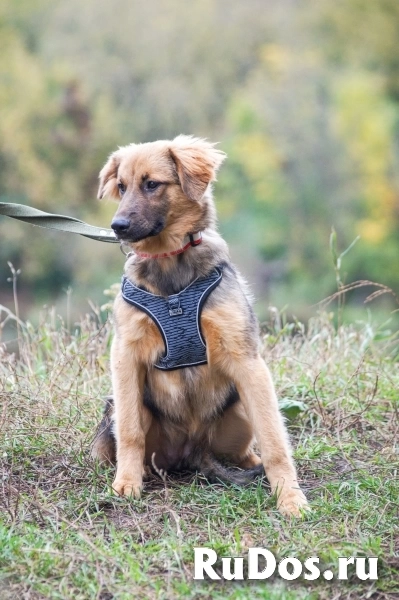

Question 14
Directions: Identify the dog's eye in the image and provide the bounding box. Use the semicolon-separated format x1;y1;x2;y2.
146;180;160;191
118;182;126;195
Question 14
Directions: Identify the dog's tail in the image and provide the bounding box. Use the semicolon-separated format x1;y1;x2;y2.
91;395;116;465
182;448;265;486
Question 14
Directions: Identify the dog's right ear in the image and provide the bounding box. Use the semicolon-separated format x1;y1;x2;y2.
97;151;122;200
169;135;226;202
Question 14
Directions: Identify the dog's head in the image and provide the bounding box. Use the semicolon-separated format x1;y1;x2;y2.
98;135;226;249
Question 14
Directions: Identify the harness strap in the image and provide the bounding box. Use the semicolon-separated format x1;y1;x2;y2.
0;202;118;243
121;266;223;370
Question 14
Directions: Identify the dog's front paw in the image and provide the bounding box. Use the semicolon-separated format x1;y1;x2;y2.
277;489;309;518
112;477;143;499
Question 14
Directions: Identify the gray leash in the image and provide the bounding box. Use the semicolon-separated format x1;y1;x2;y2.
0;202;118;243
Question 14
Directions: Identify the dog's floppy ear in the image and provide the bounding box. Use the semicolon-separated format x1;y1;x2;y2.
97;150;122;200
169;135;226;201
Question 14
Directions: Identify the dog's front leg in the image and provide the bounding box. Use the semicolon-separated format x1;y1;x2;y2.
232;355;308;517
111;337;151;498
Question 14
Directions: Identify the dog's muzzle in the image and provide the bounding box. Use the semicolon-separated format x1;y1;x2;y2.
110;218;165;242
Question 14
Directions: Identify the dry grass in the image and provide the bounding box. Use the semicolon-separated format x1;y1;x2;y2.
0;300;398;599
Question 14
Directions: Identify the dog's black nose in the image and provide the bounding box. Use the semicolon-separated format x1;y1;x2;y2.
111;218;130;234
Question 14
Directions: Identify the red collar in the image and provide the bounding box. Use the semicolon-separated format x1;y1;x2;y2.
134;232;202;259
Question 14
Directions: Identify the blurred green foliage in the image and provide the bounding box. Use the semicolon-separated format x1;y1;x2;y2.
1;0;399;320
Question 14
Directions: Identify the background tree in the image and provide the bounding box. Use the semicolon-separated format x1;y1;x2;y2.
1;0;398;321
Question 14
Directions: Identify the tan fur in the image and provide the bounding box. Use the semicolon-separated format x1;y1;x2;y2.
93;136;308;516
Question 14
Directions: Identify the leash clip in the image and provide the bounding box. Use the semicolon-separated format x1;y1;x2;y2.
189;232;202;247
120;241;133;258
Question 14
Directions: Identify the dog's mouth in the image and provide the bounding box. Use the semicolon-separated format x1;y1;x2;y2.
113;220;165;243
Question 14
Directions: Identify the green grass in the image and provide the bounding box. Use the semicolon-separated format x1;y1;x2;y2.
0;306;398;599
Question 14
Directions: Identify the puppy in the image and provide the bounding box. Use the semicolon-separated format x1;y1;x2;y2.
92;135;308;516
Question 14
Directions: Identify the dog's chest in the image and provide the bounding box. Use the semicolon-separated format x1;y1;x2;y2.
146;366;233;425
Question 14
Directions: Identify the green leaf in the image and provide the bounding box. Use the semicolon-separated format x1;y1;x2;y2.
279;398;307;420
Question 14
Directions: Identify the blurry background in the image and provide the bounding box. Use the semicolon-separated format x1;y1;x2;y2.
1;0;399;325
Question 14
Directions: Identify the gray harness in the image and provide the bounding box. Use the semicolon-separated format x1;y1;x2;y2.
121;267;223;370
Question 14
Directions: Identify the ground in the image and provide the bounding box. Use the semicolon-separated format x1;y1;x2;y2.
0;305;398;599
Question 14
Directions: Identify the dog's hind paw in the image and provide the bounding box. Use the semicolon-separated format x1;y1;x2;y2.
112;478;143;499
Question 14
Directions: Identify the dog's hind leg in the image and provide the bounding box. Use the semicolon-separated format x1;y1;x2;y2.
211;401;262;469
91;396;116;465
237;451;262;469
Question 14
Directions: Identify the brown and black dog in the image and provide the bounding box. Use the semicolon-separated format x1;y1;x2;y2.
92;135;308;516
